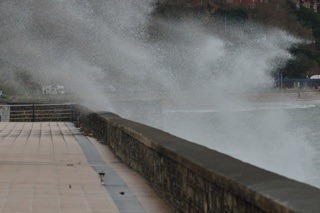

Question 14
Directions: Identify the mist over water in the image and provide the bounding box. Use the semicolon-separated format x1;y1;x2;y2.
164;104;320;188
1;1;319;187
0;0;297;101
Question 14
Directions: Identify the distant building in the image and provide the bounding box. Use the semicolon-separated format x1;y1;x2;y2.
289;0;317;12
42;85;65;95
161;0;317;12
310;74;320;79
161;0;265;9
281;78;320;89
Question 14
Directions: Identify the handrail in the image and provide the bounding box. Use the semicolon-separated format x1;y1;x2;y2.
0;103;76;122
8;103;75;107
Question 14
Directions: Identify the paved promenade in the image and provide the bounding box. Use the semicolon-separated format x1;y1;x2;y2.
0;122;172;213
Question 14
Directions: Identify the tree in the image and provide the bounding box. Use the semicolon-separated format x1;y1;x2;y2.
252;0;312;39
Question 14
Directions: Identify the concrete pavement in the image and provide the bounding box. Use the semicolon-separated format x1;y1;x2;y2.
0;122;172;213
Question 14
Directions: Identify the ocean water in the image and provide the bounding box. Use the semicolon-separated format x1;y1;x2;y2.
163;100;320;189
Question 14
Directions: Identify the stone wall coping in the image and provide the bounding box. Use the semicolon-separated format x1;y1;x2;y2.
94;112;320;212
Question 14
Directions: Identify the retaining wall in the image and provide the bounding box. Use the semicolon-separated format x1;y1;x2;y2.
78;110;320;212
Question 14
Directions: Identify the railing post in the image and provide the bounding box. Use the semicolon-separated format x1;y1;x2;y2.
32;104;35;122
71;104;74;122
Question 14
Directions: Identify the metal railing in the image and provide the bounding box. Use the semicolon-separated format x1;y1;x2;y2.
2;103;76;122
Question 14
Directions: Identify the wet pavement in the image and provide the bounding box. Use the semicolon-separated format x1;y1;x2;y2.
0;122;172;213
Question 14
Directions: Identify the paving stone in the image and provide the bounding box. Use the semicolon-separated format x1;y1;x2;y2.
0;122;171;213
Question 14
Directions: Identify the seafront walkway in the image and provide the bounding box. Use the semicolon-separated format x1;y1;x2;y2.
0;122;172;213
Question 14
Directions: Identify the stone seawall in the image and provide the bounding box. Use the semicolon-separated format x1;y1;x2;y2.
78;110;320;212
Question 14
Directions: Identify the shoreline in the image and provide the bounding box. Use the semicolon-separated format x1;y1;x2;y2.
246;90;320;102
163;90;320;111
